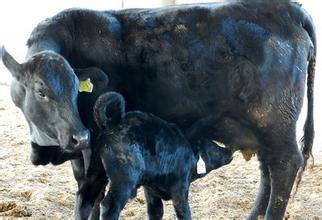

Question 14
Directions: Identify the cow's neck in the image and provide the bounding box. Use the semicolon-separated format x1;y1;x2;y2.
26;11;125;69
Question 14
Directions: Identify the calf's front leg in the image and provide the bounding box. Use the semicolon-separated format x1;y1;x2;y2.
100;183;134;220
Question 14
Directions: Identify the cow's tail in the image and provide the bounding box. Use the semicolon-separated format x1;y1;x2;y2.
93;92;125;130
294;4;316;195
300;7;316;171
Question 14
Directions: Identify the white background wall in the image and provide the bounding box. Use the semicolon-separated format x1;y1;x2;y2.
0;1;320;154
123;0;175;8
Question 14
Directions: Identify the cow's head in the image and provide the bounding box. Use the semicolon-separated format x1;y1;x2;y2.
0;46;90;152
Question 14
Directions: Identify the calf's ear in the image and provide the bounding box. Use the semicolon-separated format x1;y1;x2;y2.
0;46;23;80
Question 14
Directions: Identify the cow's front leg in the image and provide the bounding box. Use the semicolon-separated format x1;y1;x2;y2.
71;159;107;220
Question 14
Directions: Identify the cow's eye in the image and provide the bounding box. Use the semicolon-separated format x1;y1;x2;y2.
37;91;48;100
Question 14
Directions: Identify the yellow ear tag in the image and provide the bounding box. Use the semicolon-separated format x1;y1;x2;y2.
79;78;93;93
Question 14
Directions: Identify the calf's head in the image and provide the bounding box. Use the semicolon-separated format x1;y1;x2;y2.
1;47;89;152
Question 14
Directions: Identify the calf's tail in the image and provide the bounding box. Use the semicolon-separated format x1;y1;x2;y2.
93;92;126;129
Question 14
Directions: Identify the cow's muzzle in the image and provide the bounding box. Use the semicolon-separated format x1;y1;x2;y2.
68;129;90;151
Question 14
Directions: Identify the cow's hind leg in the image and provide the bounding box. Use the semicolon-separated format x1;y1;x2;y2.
247;161;271;220
144;188;164;220
259;124;303;220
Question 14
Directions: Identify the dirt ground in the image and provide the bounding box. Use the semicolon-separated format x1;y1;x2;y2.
0;84;321;219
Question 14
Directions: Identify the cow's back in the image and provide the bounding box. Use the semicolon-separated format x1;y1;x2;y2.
111;1;313;124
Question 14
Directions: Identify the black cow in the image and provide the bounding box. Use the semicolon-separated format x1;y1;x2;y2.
0;0;316;219
92;91;232;219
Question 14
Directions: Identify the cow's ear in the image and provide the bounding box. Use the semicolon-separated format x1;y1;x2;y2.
75;67;109;92
0;46;23;80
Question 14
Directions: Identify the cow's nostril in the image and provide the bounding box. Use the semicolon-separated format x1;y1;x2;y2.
70;130;90;150
72;135;80;147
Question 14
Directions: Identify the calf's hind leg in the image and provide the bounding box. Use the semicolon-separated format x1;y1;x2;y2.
171;180;191;220
144;188;164;220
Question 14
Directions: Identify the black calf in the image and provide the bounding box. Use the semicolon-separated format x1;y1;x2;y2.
91;92;232;219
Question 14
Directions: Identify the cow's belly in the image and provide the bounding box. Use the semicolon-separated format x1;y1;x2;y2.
123;74;226;128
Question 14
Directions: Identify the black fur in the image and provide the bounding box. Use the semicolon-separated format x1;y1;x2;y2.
0;1;316;219
92;92;231;219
